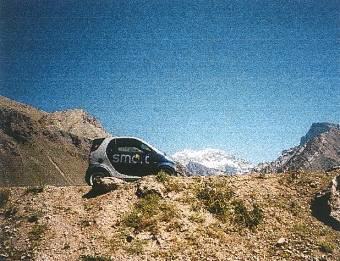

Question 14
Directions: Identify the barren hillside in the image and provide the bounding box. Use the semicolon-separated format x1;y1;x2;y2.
0;171;339;260
0;96;109;186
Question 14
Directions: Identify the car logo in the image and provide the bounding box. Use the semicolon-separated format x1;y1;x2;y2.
111;154;150;164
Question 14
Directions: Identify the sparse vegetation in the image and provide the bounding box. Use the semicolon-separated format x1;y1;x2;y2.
123;193;177;233
4;206;17;218
125;239;146;255
0;189;10;207
319;241;335;253
156;171;170;183
156;171;183;192
232;200;263;229
1;172;339;260
26;186;44;194
189;212;205;223
80;255;111;261
293;223;310;238
29;224;48;241
27;213;40;223
196;179;263;228
108;231;126;252
196;180;234;221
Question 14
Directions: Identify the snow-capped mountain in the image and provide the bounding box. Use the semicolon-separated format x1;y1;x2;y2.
172;149;254;176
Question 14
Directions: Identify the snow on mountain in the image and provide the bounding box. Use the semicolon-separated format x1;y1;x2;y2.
172;148;254;176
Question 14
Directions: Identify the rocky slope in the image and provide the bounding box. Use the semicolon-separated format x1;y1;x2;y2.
173;149;254;175
257;123;340;173
0;96;109;186
0;170;339;260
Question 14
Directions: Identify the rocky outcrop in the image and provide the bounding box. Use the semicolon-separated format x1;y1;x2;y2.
39;109;110;140
329;175;340;223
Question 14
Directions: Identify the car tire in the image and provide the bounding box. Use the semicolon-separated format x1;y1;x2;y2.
158;167;175;176
85;169;109;186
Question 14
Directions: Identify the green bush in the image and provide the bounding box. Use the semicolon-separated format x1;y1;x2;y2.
197;181;234;220
123;193;177;233
319;241;335;253
29;224;47;241
156;171;182;192
232;200;263;229
196;180;263;228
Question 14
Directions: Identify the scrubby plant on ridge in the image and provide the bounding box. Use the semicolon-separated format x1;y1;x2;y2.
232;200;263;229
155;171;170;183
156;171;183;192
196;179;263;228
29;223;48;241
318;241;335;253
196;179;234;221
122;193;178;233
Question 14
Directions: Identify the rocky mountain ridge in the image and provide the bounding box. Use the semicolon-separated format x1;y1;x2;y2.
257;123;340;173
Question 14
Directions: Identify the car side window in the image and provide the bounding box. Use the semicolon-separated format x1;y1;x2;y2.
140;143;152;152
116;138;143;153
117;146;142;153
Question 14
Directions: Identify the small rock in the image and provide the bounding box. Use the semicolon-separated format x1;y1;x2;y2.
310;182;318;188
126;235;134;242
276;237;287;246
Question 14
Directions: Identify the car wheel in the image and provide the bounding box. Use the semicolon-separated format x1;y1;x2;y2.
89;171;108;186
158;167;175;176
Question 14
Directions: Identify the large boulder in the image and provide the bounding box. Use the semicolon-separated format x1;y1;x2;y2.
329;175;340;222
312;175;340;231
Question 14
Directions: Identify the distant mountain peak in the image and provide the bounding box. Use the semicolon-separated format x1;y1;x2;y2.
258;122;340;173
300;122;339;146
173;148;253;175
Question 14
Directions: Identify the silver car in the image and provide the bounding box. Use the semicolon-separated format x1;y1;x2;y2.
85;136;177;185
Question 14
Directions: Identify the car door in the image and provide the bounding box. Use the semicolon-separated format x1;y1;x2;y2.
114;138;144;176
139;142;158;175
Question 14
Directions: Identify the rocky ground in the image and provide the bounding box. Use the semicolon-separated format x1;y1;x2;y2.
0;171;339;261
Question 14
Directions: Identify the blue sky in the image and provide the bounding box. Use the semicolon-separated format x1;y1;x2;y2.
1;0;339;163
